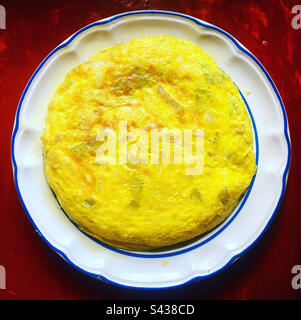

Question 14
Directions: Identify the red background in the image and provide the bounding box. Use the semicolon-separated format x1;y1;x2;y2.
0;0;300;300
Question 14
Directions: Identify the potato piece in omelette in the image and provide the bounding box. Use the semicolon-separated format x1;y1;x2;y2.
41;36;256;251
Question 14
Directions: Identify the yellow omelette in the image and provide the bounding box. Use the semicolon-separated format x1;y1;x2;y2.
41;36;256;250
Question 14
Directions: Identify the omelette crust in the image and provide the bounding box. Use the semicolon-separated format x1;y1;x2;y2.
41;36;256;251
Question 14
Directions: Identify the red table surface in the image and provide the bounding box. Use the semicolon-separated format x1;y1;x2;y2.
0;0;300;300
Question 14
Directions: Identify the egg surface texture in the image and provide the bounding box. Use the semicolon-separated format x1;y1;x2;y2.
41;36;256;251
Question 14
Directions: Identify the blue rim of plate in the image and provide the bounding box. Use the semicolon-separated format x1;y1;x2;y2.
10;10;291;289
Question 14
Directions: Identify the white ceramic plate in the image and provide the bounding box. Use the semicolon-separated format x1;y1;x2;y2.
11;10;291;289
